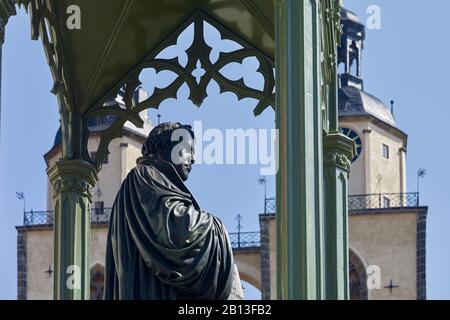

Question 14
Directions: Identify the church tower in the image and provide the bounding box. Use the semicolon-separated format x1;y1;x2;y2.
338;7;365;90
338;8;407;198
335;8;426;300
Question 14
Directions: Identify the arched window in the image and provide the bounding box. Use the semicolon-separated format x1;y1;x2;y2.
90;263;105;300
349;249;368;300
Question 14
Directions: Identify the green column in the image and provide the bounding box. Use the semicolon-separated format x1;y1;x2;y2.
47;107;96;300
323;133;353;299
47;160;97;300
275;0;324;299
323;36;355;298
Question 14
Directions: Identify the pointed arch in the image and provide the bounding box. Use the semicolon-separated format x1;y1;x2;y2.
349;247;368;300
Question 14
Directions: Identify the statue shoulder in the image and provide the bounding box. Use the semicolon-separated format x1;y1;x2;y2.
210;214;227;230
132;163;171;186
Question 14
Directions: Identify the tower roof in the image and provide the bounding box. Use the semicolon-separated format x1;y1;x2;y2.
340;8;363;24
338;8;396;128
339;86;396;126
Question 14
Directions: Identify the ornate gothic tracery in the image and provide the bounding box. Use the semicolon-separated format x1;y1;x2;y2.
16;1;343;170
86;11;275;169
320;0;343;132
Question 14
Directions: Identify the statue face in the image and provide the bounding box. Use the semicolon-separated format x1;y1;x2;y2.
164;133;195;181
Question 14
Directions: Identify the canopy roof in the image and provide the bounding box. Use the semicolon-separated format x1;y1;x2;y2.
29;0;275;113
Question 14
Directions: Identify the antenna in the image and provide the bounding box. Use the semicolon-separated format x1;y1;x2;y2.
258;176;267;213
16;191;26;213
236;213;243;248
236;213;243;233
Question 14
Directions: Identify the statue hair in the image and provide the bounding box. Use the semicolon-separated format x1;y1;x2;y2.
142;122;194;157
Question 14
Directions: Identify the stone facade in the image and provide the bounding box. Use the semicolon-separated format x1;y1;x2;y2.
340;117;407;196
16;228;27;300
233;249;261;290
416;210;427;300
17;224;109;300
349;208;426;299
257;208;427;300
259;214;272;300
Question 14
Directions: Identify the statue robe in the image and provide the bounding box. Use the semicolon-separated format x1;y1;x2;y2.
104;157;234;300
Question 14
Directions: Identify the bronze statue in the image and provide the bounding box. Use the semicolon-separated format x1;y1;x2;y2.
104;122;235;299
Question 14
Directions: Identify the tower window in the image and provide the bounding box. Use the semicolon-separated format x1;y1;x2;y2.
382;144;389;159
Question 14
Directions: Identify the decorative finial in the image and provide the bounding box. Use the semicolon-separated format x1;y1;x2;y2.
236;213;243;233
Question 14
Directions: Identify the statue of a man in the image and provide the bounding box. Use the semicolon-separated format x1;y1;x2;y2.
104;122;235;299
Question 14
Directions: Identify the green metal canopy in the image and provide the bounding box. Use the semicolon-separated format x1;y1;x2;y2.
28;0;276;115
4;0;355;301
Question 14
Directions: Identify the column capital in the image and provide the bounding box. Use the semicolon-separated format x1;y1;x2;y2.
47;159;97;200
323;132;354;173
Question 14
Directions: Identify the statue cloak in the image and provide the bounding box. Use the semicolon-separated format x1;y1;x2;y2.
104;157;234;299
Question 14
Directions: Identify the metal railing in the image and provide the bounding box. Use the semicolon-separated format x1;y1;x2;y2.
23;210;54;226
229;231;260;249
263;193;420;214
347;192;419;210
23;208;112;226
264;197;276;214
23;193;419;228
91;208;112;223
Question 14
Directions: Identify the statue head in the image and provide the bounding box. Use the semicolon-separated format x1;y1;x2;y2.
142;122;195;181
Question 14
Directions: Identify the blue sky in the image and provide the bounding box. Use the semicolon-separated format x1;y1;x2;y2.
1;1;450;300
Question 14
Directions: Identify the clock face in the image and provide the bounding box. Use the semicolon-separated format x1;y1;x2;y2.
339;127;362;162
